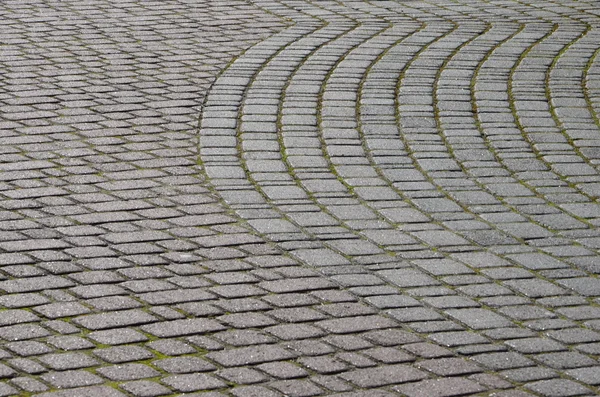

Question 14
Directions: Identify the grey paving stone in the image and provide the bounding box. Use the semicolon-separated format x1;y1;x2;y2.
417;357;483;376
316;315;399;334
340;364;426;387
96;364;161;381
505;253;569;270
2;1;600;396
394;378;487;397
497;305;556;321
534;352;597;369
445;308;514;330
284;340;336;356
38;385;128;397
0;293;50;308
318;303;378;318
209;284;267;299
42;320;80;335
230;385;283;397
33;302;91;319
0;363;18;377
161;373;226;392
86;296;144;311
146;340;196;356
472;352;535;370
365;294;422;309
258;361;308;379
38;352;99;371
140;318;226;337
378;268;441;288
558;278;600;296
215;329;276;346
120;380;172;397
40;370;104;389
503;279;569;297
324;335;373;351
469;373;513;390
328;392;395;397
504;338;567;354
5;341;52;357
93;346;154;364
388;307;445;322
565;366;600;385
9;376;49;393
269;307;328;322
214;298;269;314
401;343;453;359
501;366;559;383
525;379;593;397
269;379;323;396
267;324;327;340
218;312;278;328
291;249;351;267
153;357;216;373
207;345;297;367
362;347;414;364
298;356;349;374
489;391;539;397
88;329;149;345
218;368;269;385
73;309;157;330
0;275;75;293
546;328;600;344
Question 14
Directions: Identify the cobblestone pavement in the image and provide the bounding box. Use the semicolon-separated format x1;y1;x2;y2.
0;0;600;396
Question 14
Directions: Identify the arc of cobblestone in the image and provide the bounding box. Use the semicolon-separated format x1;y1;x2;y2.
587;47;600;125
354;0;600;314
476;1;600;201
548;29;600;160
510;23;594;191
316;0;600;276
0;0;599;396
352;1;600;386
199;0;600;394
584;44;600;116
537;4;600;201
204;0;500;378
413;1;600;260
470;15;600;239
198;1;488;394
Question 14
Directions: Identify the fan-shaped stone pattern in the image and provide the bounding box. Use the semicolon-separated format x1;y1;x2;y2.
199;0;600;396
0;0;599;396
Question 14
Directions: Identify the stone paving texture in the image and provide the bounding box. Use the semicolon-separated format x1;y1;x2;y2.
0;0;599;395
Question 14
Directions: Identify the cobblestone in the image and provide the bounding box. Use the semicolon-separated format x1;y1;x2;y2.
0;0;599;395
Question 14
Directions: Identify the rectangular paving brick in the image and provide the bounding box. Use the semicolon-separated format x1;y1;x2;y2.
0;239;71;252
73;309;157;330
503;279;569;297
446;308;514;330
137;288;216;305
259;278;337;293
141;318;226;337
316;315;399;334
378;269;441;288
341;364;427;388
0;276;75;293
38;386;128;397
207;344;297;367
394;378;487;397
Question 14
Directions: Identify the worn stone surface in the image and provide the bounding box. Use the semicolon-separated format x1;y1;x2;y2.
0;0;599;396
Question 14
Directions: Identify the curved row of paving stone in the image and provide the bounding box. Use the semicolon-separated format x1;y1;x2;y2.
0;0;599;396
199;0;600;395
0;0;576;396
0;1;397;396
